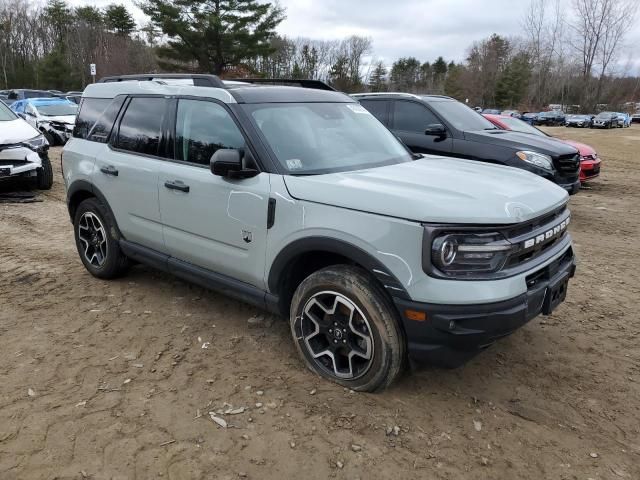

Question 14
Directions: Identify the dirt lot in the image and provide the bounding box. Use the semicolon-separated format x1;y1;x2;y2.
1;126;639;480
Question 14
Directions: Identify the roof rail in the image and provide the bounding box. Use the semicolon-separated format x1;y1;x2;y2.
351;92;423;99
98;74;225;88
351;92;451;99
229;78;336;91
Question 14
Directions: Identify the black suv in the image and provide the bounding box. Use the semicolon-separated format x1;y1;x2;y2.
354;93;580;194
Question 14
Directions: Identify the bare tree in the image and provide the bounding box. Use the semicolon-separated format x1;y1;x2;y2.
571;0;638;109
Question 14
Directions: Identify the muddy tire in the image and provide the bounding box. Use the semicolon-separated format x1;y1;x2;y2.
290;265;405;392
73;197;129;279
36;155;53;190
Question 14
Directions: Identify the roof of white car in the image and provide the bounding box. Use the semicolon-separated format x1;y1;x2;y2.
83;81;237;103
83;80;353;104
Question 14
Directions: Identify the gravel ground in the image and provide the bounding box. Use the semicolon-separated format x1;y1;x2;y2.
1;126;639;480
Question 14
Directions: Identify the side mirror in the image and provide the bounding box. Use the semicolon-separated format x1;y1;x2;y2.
210;149;259;179
425;123;446;136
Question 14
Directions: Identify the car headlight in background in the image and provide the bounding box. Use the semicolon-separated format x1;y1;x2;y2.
516;150;554;171
431;232;512;276
21;134;49;151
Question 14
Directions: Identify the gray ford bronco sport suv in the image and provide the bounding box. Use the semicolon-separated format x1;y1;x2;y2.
63;74;576;392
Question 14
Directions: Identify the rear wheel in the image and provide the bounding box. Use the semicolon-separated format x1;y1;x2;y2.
36;155;53;190
73;198;129;279
290;265;405;392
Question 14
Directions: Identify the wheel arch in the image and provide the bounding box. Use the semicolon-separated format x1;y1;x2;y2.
66;181;121;239
268;237;409;316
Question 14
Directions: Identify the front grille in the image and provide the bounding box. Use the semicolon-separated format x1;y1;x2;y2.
503;206;571;271
0;159;28;167
525;247;574;289
554;153;580;175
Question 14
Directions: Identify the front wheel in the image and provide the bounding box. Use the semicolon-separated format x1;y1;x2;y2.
36;155;53;190
290;265;405;392
43;131;56;146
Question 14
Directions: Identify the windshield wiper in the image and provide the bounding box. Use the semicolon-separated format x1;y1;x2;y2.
483;127;498;130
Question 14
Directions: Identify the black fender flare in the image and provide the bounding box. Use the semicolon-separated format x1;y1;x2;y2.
268;236;409;300
66;180;123;240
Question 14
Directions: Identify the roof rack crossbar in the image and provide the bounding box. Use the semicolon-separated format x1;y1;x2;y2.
98;74;225;88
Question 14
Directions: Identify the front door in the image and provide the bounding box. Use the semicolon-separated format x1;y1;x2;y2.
392;100;453;155
158;98;270;288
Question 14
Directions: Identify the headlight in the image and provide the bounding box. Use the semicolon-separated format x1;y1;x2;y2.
21;134;49;151
431;232;512;276
516;150;553;171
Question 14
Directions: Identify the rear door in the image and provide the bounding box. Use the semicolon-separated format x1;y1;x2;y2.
93;96;167;252
158;98;270;288
391;100;453;155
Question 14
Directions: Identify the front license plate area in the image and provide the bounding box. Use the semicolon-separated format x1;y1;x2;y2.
0;167;11;177
542;272;569;315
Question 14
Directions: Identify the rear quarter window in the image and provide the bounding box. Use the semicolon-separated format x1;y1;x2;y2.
74;98;112;139
87;97;126;143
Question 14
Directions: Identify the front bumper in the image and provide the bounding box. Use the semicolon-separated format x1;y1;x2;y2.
580;158;601;182
394;246;576;368
0;147;42;180
557;177;580;195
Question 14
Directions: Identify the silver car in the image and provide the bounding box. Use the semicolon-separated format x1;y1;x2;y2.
62;75;576;391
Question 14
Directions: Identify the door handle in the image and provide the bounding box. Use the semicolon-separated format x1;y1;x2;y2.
164;180;190;193
100;165;119;176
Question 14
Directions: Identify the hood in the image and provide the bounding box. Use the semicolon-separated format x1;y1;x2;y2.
560;139;596;157
464;130;578;156
40;115;76;124
283;157;568;224
0;118;41;144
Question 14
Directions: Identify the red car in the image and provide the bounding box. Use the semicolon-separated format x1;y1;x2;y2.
483;114;601;182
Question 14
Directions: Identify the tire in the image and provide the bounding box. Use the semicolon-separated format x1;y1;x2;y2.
290;265;405;392
43;131;56;146
73;197;129;279
36;155;53;190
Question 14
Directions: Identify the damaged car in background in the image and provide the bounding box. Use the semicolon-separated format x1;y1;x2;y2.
10;97;78;146
0;100;53;190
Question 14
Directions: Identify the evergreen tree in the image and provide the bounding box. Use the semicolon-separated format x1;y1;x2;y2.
495;53;531;108
140;0;285;74
104;4;136;36
75;6;104;26
368;61;387;92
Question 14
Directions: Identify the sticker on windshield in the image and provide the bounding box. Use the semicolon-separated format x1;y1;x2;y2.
346;104;370;114
286;159;303;170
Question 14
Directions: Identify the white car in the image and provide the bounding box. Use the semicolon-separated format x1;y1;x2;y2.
10;97;78;146
0;100;53;190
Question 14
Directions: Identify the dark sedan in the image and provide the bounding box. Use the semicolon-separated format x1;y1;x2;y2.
536;111;566;126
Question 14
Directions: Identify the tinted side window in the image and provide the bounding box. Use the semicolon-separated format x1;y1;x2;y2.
393;101;439;133
74;98;111;139
359;100;389;125
87;97;125;143
175;99;245;166
115;97;166;156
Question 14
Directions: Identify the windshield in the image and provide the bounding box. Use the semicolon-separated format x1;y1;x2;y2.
596;112;613;118
430;100;497;131
36;103;78;117
245;102;413;174
499;116;546;137
0;101;16;121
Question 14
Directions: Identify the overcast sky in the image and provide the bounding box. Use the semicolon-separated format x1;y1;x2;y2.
69;0;640;74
